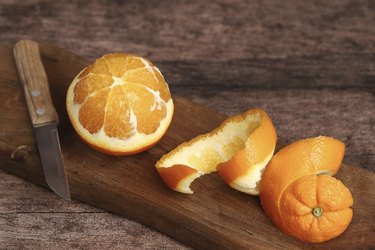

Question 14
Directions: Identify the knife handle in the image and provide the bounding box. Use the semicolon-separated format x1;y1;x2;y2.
13;40;59;127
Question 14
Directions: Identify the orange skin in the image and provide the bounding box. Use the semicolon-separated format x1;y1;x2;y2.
156;108;277;194
279;174;353;242
259;136;353;243
217;149;248;184
157;165;198;190
217;110;277;184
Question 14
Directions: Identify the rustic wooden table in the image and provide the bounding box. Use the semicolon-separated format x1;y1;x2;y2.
0;0;374;249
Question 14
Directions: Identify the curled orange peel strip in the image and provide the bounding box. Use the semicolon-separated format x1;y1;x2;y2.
156;108;277;194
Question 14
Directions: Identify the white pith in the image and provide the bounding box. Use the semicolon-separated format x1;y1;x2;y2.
158;112;262;172
229;148;275;195
156;110;275;194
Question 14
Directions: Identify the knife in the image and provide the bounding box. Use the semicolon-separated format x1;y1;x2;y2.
13;40;71;200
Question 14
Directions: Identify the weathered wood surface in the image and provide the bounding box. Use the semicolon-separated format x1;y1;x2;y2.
0;0;374;249
0;42;374;249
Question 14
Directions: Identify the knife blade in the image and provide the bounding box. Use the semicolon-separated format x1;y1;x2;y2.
13;39;71;200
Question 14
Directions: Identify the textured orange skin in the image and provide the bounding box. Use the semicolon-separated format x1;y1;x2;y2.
157;165;198;190
217;109;277;184
156;108;277;193
279;174;353;242
259;136;353;243
217;150;248;184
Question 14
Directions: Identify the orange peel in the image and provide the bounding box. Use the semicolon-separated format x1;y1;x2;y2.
259;136;353;242
156;108;277;194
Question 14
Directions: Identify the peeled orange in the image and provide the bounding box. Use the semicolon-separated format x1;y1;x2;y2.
156;109;277;194
259;136;353;243
66;53;174;155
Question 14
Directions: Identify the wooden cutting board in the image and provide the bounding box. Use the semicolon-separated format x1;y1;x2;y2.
0;42;374;249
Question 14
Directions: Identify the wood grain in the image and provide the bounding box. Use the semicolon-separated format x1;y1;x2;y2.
13;39;59;126
0;42;374;249
0;171;183;250
0;0;374;249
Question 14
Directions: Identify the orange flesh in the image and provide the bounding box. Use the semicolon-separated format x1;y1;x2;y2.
72;54;171;138
125;83;166;134
66;53;174;155
78;88;109;133
103;85;133;139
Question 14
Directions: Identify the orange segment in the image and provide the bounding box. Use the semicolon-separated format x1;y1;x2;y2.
104;53;128;77
124;83;166;134
153;68;171;101
122;67;171;102
78;88;109;134
126;56;148;71
103;85;133;139
90;57;111;75
73;74;113;104
66;53;174;155
259;136;353;243
156;109;277;194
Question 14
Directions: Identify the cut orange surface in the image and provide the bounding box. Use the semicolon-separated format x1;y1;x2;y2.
66;53;174;155
259;136;353;243
156;109;277;194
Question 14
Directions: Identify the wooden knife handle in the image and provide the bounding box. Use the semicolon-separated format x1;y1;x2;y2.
13;40;59;127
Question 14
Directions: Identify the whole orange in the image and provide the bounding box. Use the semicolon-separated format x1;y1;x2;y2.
259;136;353;243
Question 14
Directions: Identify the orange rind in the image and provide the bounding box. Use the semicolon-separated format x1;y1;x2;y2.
156;109;277;194
259;136;353;242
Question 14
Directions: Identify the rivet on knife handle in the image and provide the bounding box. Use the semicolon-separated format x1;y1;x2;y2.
13;39;59;126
